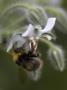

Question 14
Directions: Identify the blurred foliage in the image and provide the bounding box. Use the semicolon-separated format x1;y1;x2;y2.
62;0;67;10
0;0;67;90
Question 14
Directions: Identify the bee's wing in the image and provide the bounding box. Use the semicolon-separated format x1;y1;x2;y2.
26;71;40;81
26;58;43;81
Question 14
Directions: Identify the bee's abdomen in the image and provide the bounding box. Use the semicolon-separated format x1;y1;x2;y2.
22;57;40;71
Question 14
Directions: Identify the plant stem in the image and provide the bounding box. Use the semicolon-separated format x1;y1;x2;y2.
40;38;58;51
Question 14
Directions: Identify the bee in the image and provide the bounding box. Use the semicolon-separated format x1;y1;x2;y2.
11;37;43;73
10;37;43;81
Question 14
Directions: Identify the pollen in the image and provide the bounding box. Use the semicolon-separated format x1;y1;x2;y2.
12;52;21;62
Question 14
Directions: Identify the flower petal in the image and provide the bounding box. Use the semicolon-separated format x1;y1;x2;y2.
7;42;13;52
6;34;26;52
42;17;56;34
22;24;34;37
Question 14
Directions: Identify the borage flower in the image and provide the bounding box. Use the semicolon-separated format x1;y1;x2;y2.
6;17;56;81
7;17;56;52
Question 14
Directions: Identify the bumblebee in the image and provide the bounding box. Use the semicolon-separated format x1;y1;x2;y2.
12;48;40;71
7;36;43;80
11;38;42;72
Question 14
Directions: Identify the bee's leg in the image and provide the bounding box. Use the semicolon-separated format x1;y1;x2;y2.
28;50;41;57
16;60;21;66
36;51;41;57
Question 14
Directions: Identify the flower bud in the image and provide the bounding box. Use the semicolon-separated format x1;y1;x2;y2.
48;45;65;71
